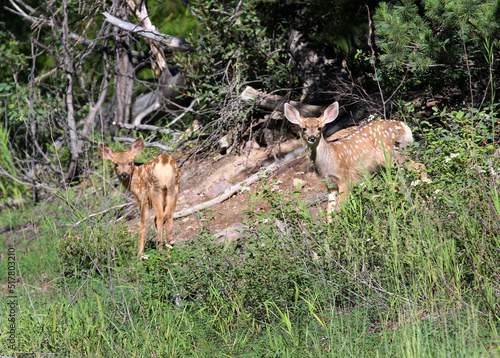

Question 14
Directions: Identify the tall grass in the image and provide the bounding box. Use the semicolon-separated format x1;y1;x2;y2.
0;125;24;199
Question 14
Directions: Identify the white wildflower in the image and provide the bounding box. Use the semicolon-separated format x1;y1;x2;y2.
411;180;421;187
445;153;459;163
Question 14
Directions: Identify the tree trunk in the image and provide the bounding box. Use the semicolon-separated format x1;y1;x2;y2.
62;0;79;181
113;1;134;125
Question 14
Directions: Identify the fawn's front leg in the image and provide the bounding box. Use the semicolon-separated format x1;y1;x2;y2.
337;182;351;210
327;191;338;223
326;182;351;222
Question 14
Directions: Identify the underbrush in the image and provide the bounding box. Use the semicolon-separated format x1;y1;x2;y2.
56;223;136;278
1;107;499;356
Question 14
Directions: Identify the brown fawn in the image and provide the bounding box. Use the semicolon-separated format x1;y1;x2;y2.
98;137;180;257
284;102;426;221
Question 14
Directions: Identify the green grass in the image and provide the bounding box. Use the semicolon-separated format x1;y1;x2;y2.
1;108;500;356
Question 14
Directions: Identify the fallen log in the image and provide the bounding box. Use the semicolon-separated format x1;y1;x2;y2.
240;86;325;117
173;146;306;218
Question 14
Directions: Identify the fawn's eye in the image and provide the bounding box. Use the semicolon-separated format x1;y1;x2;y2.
114;163;118;168
129;162;133;166
302;127;307;132
317;127;322;132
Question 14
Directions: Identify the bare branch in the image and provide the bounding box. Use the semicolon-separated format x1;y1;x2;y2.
68;203;134;231
240;86;324;117
112;137;173;151
132;99;162;126
125;0;166;75
0;166;54;192
102;12;191;52
173;146;306;218
113;122;178;135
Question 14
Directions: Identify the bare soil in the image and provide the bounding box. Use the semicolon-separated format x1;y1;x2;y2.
169;137;327;244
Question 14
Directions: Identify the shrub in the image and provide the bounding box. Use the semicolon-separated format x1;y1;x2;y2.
140;185;333;319
56;223;136;277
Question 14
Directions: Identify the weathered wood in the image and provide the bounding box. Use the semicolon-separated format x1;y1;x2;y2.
125;0;166;75
102;12;191;52
240;86;325;117
113;137;173;151
173;146;306;218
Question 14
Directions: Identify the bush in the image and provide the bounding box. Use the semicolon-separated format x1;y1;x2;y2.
140;184;334;319
56;223;136;277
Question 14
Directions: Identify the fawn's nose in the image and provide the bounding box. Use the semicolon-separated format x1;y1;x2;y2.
120;173;129;179
307;136;317;143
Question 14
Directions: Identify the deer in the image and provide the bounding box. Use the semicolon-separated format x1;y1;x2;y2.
98;137;180;258
284;101;427;221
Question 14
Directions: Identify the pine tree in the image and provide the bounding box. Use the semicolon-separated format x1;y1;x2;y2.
374;0;499;75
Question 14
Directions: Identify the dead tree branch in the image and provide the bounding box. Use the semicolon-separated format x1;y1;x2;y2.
112;137;173;151
102;12;191;52
125;0;166;75
173;146;306;218
240;86;325;117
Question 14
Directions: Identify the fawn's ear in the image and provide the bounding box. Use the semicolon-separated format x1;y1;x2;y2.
284;103;304;126
321;102;339;125
129;136;145;157
98;143;115;160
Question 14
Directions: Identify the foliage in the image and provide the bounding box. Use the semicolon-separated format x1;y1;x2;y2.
373;0;499;97
56;223;136;277
256;0;381;54
0;29;30;127
176;0;295;109
149;0;201;38
0;125;26;199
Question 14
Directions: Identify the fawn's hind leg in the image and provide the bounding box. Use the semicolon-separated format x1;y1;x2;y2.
138;203;149;258
163;185;179;247
150;188;166;252
395;152;429;182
